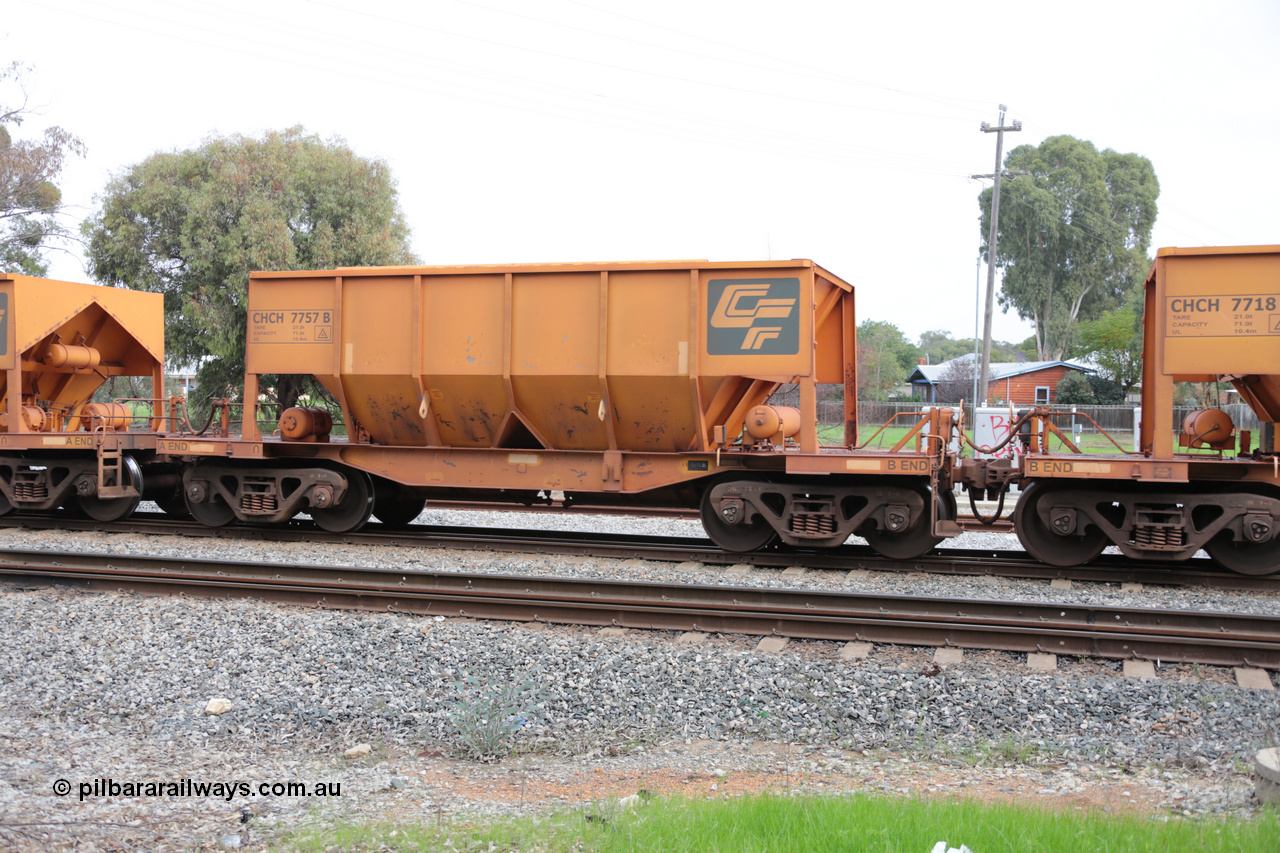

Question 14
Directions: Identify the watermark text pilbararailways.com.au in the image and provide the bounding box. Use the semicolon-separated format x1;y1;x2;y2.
52;778;341;802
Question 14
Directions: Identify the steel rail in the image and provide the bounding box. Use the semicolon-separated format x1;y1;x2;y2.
371;499;1016;532
0;512;1274;592
1;548;1277;669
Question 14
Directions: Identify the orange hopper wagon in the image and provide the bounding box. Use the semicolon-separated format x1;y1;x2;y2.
171;259;960;556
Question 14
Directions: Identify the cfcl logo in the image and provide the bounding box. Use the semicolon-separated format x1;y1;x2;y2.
707;278;800;355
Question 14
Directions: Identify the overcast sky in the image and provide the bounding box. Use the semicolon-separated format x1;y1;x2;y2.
6;0;1279;347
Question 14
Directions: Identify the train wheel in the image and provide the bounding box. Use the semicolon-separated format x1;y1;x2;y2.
1014;481;1107;567
940;486;958;524
311;469;374;533
862;487;948;560
700;481;777;553
155;494;193;519
186;486;237;527
0;489;14;517
184;467;237;527
153;478;193;519
1205;530;1280;576
77;457;143;523
372;479;427;528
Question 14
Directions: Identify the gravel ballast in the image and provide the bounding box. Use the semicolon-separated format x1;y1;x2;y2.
0;514;1277;850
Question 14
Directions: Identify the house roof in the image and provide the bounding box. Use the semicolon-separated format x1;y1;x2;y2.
907;354;1095;385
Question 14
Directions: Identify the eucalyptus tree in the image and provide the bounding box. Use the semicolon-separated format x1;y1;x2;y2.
84;127;416;410
978;135;1158;361
0;63;85;275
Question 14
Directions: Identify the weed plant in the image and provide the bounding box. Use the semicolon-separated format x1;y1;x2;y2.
448;669;542;760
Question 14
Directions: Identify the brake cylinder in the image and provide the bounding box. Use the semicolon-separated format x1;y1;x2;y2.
1181;408;1234;449
744;405;802;441
82;402;132;431
279;406;334;441
44;344;102;370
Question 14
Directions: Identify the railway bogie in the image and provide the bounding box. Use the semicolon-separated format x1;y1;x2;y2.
1009;480;1279;567
179;462;368;528
700;476;955;558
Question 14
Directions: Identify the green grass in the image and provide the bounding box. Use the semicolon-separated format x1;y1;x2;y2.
821;424;1246;458
819;424;1130;454
819;424;914;448
817;422;1116;453
274;792;1280;853
1014;430;1247;456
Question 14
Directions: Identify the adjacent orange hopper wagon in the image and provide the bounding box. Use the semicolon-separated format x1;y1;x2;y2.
0;274;165;429
993;245;1280;575
0;274;166;520
1141;245;1280;456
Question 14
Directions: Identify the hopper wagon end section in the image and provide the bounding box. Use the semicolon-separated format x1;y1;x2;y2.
0;274;171;520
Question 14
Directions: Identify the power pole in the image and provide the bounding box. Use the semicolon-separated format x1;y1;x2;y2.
973;254;981;412
975;104;1021;406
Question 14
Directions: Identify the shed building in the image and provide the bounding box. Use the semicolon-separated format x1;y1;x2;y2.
908;355;1094;405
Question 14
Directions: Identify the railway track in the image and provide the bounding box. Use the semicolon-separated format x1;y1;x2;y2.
0;511;1276;592
348;498;1018;533
1;547;1277;669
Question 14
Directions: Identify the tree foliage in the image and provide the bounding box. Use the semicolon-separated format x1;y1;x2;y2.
857;320;920;401
917;330;971;365
1075;304;1143;394
1176;381;1232;408
1086;374;1125;404
934;356;994;406
84;127;416;409
979;135;1158;362
1055;371;1095;405
917;328;1028;366
0;63;86;275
